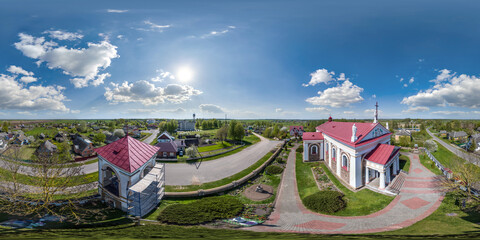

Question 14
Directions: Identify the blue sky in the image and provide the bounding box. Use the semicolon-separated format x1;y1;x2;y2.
1;0;480;119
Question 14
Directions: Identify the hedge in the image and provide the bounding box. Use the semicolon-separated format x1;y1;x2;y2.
265;165;284;175
303;190;346;213
296;146;303;153
157;196;243;225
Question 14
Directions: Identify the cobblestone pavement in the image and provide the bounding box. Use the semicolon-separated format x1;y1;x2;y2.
248;146;444;234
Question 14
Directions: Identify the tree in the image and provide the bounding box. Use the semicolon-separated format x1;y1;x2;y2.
215;125;228;143
77;121;87;133
93;133;106;145
234;124;245;142
469;138;477;153
0;146;91;223
113;129;126;138
228;120;238;139
185;146;198;158
2;121;9;132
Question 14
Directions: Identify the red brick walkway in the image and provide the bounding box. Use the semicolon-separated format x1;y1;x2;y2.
248;148;444;234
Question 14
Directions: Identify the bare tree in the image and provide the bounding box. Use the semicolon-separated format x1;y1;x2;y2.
0;146;95;223
441;160;480;210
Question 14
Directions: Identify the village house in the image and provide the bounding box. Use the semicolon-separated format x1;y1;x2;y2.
394;129;411;141
177;114;196;131
289;126;304;138
96;136;164;216
0;139;6;151
439;130;448;137
303;103;401;192
448;131;468;142
155;131;186;158
35;140;58;156
73;136;95;157
12;134;29;145
55;132;67;142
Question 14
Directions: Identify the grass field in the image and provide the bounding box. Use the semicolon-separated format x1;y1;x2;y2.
0;168;98;187
296;153;394;216
431;141;465;169
2;146;36;160
24;127;58;137
197;141;232;153
165;150;275;192
419;153;443;175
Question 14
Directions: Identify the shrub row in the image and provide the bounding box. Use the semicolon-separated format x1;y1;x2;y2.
265;165;284;175
157;196;243;225
296;146;303;153
303;190;346;213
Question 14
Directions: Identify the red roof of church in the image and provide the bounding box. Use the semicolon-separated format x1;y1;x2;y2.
364;144;400;165
315;121;391;147
95;136;160;173
302;132;324;140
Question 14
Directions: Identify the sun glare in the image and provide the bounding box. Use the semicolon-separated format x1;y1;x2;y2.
177;67;194;82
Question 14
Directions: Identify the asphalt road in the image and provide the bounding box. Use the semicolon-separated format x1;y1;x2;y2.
164;134;282;186
426;128;480;166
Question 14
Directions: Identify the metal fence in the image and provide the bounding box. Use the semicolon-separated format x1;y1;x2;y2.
424;148;452;179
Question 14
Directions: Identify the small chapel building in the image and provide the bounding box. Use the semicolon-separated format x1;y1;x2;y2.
96;136;165;216
303;103;401;190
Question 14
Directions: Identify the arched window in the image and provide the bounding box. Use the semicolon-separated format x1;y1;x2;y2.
311;145;318;155
342;155;348;170
332;147;336;159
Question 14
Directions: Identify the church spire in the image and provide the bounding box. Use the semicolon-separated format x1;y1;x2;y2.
374;102;378;123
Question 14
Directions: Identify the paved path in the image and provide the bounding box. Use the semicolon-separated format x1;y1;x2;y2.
426;128;480;166
249;145;444;234
165;133;281;185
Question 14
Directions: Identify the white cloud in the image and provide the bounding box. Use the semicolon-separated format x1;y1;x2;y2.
43;30;83;41
418;59;425;63
432;111;467;115
306;80;364;108
200;104;224;113
402;70;480;108
19;76;38;83
303;69;335;87
104;80;202;105
15;33;119;88
129;107;186;114
0;74;68;112
305;107;329;112
430;69;452;85
409;77;415;84
199;26;236;39
402;106;429;113
117;35;124;40
136;20;171;32
151;69;175;82
343;111;355;115
403;83;408;87
107;9;128;13
275;108;283;113
400;78;404;82
17;111;36;116
7;65;33;76
70;110;80;114
372;94;376;99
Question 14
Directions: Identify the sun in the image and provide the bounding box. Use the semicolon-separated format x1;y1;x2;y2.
177;66;194;82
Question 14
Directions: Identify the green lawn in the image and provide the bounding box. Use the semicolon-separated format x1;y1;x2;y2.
0;168;98;187
399;154;410;172
431;141;465;169
419;153;443;175
166;150;274;192
197;142;232;153
296;153;395;216
24;127;58;137
2;146;36;160
379;192;480;236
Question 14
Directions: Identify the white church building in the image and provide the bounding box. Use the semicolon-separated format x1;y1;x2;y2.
303;104;401;190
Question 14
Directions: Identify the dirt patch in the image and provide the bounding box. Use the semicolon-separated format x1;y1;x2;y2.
243;184;274;201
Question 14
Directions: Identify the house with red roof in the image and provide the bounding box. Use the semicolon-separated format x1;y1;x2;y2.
302;106;401;191
289;126;304;138
95;136;164;214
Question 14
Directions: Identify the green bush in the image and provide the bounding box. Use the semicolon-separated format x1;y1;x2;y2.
296;146;303;153
157;196;243;225
265;165;284;175
303;191;346;213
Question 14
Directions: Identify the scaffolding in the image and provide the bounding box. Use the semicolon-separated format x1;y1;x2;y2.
127;163;165;217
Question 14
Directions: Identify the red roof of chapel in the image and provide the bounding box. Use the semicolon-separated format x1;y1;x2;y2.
95;136;160;173
315;121;392;147
364;144;401;165
302;132;324;140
